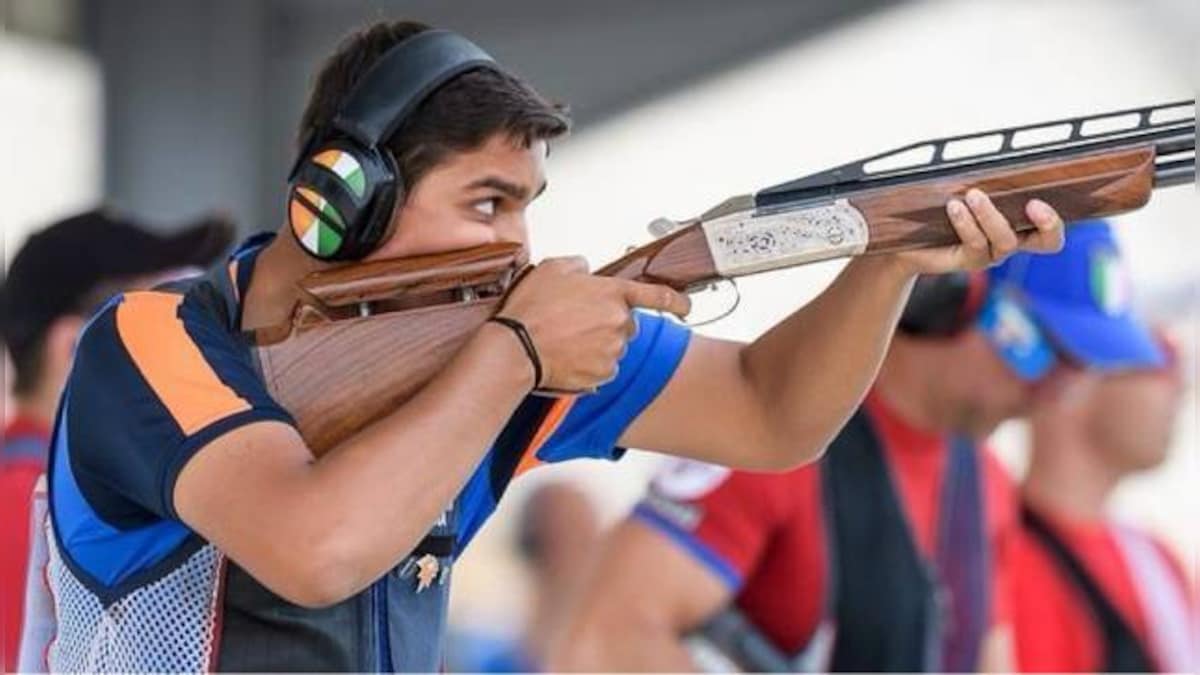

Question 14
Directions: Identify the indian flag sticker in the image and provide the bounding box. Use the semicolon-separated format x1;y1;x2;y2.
290;186;346;257
313;149;367;198
1089;248;1131;316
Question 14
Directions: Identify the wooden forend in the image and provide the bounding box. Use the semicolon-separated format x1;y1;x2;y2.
852;146;1155;254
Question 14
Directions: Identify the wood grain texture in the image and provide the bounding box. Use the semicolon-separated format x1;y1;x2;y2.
851;147;1155;254
256;298;500;454
301;242;524;307
595;220;718;288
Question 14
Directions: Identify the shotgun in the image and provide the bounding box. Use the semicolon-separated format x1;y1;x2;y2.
252;100;1196;455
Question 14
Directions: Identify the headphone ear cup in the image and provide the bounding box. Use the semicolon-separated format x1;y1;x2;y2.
287;181;351;260
899;271;989;337
352;147;402;257
287;143;397;261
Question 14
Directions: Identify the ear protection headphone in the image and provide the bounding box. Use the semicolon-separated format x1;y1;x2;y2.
287;29;498;261
898;270;991;337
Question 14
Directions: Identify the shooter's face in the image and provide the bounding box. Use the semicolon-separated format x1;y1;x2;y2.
1086;367;1184;473
367;134;548;261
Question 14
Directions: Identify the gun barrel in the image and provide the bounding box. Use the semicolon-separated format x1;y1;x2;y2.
1155;158;1195;188
757;101;1195;210
1153;129;1195;187
1156;135;1195;157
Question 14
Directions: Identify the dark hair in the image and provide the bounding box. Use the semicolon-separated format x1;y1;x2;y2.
10;345;43;397
297;20;570;199
8;281;124;396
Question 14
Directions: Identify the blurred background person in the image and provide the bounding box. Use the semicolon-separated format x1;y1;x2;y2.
448;481;600;672
553;221;1163;672
506;482;600;672
0;209;232;672
1013;330;1195;672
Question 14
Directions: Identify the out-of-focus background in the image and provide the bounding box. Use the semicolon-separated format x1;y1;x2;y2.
3;0;1196;663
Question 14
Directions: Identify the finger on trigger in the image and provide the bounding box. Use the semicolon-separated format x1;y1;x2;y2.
624;280;690;318
669;286;692;317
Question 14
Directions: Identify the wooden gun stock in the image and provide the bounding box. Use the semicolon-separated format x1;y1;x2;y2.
255;101;1192;455
253;243;524;455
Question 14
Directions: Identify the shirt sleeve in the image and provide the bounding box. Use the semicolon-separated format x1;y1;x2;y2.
533;311;690;463
631;457;797;590
65;291;294;525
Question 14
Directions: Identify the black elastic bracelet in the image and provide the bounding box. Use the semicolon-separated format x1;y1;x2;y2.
488;316;543;389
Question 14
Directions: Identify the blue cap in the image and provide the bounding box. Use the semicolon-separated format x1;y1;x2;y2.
984;219;1165;373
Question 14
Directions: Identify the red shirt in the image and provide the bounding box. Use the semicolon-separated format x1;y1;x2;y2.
869;392;1017;628
635;390;1018;656
1012;505;1193;672
1;415;50;672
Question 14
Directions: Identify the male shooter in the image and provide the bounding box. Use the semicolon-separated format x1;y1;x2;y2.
42;19;1063;671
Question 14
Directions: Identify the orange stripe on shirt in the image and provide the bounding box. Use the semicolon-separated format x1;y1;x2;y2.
513;397;577;478
116;292;251;435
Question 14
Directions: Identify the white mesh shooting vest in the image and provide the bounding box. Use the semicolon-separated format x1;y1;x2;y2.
43;528;226;672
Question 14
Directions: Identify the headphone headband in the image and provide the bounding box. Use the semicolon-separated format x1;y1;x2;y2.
333;29;497;146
